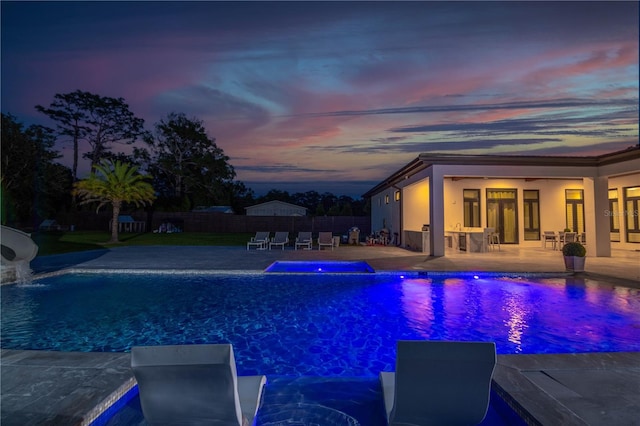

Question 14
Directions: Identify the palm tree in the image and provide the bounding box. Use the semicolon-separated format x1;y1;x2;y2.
74;160;155;243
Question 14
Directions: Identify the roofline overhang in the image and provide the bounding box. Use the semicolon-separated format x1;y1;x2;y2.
362;145;640;199
362;157;426;198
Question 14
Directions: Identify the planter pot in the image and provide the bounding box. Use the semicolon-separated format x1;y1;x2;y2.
564;256;586;272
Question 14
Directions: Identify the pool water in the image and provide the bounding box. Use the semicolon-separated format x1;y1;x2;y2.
2;272;639;377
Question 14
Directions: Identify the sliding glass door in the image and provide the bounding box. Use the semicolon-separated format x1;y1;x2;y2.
487;189;518;244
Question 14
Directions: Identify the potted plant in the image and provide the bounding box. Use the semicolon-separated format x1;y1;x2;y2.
562;241;586;272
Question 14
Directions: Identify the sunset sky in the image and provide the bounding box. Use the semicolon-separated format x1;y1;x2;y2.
2;1;638;197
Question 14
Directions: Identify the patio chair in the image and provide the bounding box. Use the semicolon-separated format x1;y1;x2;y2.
294;232;313;250
131;344;267;426
247;232;270;250
269;232;289;250
379;340;496;426
484;227;500;252
317;232;334;250
487;229;500;251
543;231;558;249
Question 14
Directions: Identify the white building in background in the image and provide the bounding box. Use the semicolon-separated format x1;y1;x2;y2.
245;200;307;216
364;146;640;257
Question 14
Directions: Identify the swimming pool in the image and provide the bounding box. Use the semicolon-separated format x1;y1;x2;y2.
2;271;639;377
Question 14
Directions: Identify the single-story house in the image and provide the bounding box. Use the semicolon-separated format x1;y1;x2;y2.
363;146;640;257
245;200;307;216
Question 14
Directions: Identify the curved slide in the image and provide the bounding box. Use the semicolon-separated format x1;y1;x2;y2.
1;225;39;266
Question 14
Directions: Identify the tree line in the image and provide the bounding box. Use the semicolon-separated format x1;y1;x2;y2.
1;90;368;228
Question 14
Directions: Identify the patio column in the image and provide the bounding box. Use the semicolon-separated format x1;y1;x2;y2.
428;165;445;257
584;176;611;257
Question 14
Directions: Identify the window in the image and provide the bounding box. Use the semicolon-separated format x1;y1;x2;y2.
609;189;620;242
395;190;400;201
624;186;640;243
565;189;584;233
523;190;540;240
463;189;480;228
385;194;390;204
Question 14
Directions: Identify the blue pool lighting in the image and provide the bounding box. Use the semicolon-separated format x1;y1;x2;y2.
3;271;639;378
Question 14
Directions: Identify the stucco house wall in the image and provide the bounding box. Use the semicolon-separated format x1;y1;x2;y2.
403;180;430;232
370;188;396;235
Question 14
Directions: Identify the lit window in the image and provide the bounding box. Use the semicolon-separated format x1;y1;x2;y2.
565;189;584;233
385;195;390;204
609;189;620;242
624;186;640;243
463;189;480;228
395;190;400;201
523;190;539;240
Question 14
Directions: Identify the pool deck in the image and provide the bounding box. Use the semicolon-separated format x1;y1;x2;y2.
2;245;639;425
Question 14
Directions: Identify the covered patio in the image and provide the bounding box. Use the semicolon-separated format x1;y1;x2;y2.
365;147;640;258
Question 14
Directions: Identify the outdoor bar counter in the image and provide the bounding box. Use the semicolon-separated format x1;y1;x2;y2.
446;228;488;252
403;230;430;254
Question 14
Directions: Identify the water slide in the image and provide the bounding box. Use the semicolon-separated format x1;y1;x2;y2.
1;226;39;281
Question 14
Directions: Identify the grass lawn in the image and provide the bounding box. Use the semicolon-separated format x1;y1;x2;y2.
32;231;254;256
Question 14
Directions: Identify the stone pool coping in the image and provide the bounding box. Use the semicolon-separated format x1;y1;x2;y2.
2;349;639;425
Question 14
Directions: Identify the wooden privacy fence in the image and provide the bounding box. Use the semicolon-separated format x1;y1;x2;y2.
71;211;371;235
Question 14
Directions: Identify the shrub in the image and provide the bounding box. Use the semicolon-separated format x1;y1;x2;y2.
562;242;586;257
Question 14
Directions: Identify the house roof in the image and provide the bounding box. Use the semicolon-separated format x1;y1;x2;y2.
192;206;234;213
245;200;307;211
363;146;640;198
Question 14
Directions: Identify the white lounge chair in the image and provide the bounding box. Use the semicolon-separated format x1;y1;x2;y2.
269;232;289;250
247;232;270;250
379;340;497;426
131;344;267;426
317;232;334;250
294;232;313;250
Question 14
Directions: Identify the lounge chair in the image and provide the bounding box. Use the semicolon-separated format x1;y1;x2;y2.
294;232;313;250
269;232;289;250
317;232;334;250
247;232;270;250
131;344;267;426
379;340;496;426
